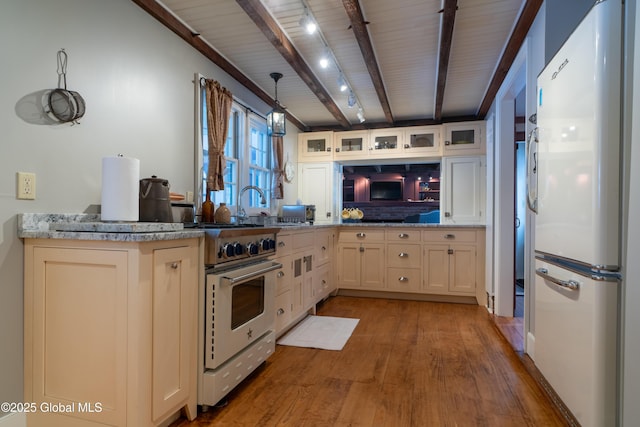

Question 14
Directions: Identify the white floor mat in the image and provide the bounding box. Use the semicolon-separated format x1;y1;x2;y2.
277;315;360;351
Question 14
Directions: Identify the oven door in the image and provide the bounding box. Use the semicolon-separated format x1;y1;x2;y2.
205;260;280;370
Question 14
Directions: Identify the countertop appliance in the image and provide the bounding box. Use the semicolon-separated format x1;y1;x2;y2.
529;1;622;425
281;204;315;224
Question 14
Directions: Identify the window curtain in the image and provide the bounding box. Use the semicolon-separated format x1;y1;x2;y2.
272;135;284;199
205;79;233;192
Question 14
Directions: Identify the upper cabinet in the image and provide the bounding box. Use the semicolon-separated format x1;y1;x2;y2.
403;125;442;156
441;156;485;224
442;121;485;156
334;130;369;160
298;131;334;162
368;129;404;157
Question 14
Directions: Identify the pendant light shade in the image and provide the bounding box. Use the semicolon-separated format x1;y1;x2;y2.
267;72;286;137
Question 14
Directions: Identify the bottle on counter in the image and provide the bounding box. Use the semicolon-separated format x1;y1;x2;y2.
202;190;214;223
214;203;231;224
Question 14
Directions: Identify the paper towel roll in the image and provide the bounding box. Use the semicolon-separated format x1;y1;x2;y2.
101;156;140;221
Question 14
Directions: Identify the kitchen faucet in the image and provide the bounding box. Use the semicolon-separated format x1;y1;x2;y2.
237;185;267;221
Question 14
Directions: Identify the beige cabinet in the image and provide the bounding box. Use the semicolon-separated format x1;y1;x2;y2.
441;156;485;224
385;229;421;293
422;229;482;297
443;121;485;156
333;130;369;160
403;125;442;156
23;238;200;427
273;228;336;336
298;131;334;162
337;229;385;290
298;162;339;224
368;128;405;157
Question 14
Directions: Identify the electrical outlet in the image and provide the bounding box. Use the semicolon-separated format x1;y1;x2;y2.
17;172;36;200
186;191;194;203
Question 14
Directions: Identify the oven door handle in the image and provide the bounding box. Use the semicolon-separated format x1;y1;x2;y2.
221;262;283;285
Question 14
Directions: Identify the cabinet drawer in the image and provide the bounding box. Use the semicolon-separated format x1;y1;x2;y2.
422;229;477;243
386;243;421;268
339;229;385;242
386;229;421;242
387;268;421;293
274;255;292;295
276;233;292;256
292;231;315;250
275;290;292;334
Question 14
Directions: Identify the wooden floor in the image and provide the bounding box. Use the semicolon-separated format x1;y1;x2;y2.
174;296;568;426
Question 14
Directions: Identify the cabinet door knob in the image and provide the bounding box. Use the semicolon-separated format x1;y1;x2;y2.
448;249;454;255
398;252;409;258
170;262;179;269
321;246;326;251
444;212;451;217
277;271;285;278
277;308;285;315
398;276;409;282
278;241;286;247
356;232;366;238
445;140;451;145
398;233;409;239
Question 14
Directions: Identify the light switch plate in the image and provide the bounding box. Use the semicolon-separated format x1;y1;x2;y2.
17;172;36;200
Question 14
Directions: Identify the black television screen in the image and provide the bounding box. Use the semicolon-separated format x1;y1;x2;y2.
370;181;403;201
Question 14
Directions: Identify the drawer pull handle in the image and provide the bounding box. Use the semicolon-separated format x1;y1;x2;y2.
448;249;454;255
356;232;366;238
399;276;409;282
277;308;285;315
170;262;179;269
398;252;409;258
398;233;409;238
277;271;285;278
444;234;455;239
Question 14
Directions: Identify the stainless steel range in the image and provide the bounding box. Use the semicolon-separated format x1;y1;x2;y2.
196;224;281;409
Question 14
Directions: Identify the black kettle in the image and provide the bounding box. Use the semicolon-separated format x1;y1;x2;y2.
139;175;173;222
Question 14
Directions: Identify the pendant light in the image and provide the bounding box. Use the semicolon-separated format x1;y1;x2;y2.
267;72;286;137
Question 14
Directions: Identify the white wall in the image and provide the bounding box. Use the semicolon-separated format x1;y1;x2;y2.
0;0;298;418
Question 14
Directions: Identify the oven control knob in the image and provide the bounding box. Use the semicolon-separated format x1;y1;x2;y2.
233;242;244;256
247;242;259;256
260;239;272;251
222;243;234;258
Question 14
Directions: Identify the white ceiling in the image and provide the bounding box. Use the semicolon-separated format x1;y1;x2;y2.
147;0;529;130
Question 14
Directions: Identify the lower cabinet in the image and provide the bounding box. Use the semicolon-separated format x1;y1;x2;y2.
336;226;485;302
23;238;200;427
273;228;336;336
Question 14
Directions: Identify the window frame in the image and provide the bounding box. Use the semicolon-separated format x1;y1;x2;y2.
195;75;273;220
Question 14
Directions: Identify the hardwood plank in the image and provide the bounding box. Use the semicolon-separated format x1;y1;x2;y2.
172;296;569;426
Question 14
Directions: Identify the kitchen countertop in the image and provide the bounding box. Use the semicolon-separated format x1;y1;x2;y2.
18;214;485;241
18;213;204;242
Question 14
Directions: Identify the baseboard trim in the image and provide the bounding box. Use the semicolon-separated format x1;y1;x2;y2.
0;412;26;427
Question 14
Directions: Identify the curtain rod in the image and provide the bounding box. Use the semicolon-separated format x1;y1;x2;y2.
199;76;267;121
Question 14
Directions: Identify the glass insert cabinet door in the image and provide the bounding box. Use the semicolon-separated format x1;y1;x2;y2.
369;129;403;156
334;130;369;159
403;126;441;155
298;131;334;161
442;122;484;155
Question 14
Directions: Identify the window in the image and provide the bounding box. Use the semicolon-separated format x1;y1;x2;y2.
199;80;272;215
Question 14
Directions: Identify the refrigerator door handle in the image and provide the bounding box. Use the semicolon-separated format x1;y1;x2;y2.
526;127;538;213
536;267;580;290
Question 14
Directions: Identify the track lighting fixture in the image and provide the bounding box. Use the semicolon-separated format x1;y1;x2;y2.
338;74;348;92
299;6;316;34
347;91;356;108
357;107;365;123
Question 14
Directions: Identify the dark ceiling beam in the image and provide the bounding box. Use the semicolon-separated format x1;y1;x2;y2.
130;0;307;131
342;0;394;125
434;0;458;122
477;0;543;118
236;0;351;130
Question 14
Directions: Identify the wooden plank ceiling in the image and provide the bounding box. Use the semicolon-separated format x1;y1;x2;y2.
132;0;542;132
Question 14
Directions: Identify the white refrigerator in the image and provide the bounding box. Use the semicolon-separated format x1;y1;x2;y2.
529;1;622;426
